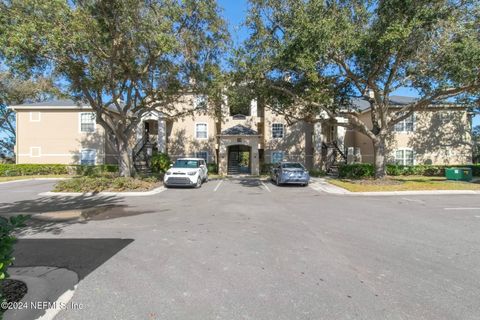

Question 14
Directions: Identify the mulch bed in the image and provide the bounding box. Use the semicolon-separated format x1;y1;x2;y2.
1;279;28;309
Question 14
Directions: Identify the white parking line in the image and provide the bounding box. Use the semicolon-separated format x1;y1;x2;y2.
444;207;480;211
261;181;271;193
213;180;223;192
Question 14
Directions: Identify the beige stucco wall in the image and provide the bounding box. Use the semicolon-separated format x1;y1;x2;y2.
263;108;311;166
16;110;105;164
166;95;217;163
347;108;472;165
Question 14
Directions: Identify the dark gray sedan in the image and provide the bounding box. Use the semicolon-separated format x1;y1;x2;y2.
270;162;310;186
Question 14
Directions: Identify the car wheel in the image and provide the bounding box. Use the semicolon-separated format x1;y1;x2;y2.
195;178;202;188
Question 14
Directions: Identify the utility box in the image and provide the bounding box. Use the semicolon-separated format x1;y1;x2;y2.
445;168;473;181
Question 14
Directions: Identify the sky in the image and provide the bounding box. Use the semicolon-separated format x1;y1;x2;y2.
218;0;479;127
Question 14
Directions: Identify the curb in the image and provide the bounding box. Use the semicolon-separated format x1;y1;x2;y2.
311;178;480;196
5;267;78;320
38;186;166;197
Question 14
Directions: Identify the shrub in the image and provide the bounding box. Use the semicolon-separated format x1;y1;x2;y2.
74;164;119;176
150;153;171;174
261;163;274;174
207;163;218;174
1;215;29;306
0;164;68;176
338;163;375;179
309;168;326;177
54;176;159;192
0;164;119;177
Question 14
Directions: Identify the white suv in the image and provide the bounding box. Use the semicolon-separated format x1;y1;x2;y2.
164;158;208;188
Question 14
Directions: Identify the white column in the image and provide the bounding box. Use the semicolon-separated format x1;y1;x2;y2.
136;122;143;141
250;99;257;117
157;113;166;153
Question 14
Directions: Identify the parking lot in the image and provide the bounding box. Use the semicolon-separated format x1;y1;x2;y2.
2;178;480;319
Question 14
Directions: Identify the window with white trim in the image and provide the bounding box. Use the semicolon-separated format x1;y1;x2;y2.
195;123;208;139
80;112;96;132
194;95;207;109
271;151;284;164
81;149;96;165
395;149;414;165
272;123;284;138
195;151;208;162
393;114;415;132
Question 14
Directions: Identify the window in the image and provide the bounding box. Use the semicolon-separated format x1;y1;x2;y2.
271;151;284;164
194;95;207;109
195;123;208;139
195;151;208;162
395;149;414;165
393;114;415;132
272;123;284;138
80;112;96;132
29;112;41;122
81;149;96;165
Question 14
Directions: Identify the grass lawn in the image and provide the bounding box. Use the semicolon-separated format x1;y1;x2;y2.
328;176;480;192
0;174;71;182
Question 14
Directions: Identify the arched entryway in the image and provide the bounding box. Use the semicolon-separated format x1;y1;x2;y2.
227;145;251;174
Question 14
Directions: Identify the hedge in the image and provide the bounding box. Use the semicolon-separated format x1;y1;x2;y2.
0;164;118;177
207;163;218;174
338;163;480;179
338;163;375;179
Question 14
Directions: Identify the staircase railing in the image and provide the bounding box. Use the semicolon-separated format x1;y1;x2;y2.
132;135;156;173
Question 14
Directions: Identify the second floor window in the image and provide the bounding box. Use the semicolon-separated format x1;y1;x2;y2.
196;123;208;139
272;123;284;138
393;114;415;132
80;112;96;132
194;95;207;109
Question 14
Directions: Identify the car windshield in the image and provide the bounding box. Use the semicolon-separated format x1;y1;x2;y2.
281;163;304;169
173;160;200;168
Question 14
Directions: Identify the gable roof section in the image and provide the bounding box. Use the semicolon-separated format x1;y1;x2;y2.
9;99;91;110
351;95;418;111
220;124;258;136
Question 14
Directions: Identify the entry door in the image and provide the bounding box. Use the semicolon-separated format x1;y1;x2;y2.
228;145;251;174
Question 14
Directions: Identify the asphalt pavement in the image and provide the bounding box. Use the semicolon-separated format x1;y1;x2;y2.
2;178;480;320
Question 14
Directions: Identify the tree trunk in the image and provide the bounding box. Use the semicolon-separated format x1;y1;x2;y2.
117;139;133;177
373;137;387;179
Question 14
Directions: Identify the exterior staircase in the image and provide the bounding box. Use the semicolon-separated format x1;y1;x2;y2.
132;136;156;175
323;142;347;177
227;159;240;175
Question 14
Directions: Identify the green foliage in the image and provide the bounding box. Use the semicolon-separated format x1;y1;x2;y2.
0;164;118;177
0;164;69;176
0;0;229;177
387;164;480;177
150;153;171;174
54;176;160;193
240;0;480;179
207;163;218;174
0;215;29;306
261;163;274;174
338;164;375;179
309;168;326;177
